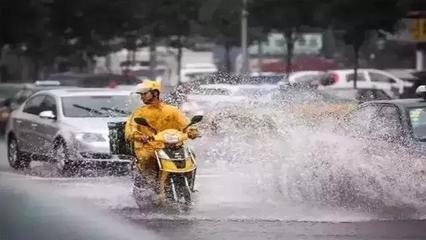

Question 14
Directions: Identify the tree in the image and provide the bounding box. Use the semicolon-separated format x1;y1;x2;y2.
0;0;48;47
249;0;324;75
107;0;202;79
157;0;201;82
48;0;141;71
0;0;49;80
199;0;242;73
327;0;408;88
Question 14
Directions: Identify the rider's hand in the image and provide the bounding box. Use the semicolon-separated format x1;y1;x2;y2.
186;127;200;139
134;134;153;143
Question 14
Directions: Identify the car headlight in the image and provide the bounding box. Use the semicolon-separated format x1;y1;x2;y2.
75;133;106;142
164;133;180;144
0;111;9;120
157;149;170;160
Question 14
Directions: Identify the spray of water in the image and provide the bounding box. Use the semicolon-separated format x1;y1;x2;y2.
193;90;426;219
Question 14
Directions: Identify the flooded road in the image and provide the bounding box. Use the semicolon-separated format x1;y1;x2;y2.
1;135;425;239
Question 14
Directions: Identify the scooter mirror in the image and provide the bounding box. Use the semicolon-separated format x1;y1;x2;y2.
190;115;203;124
134;117;149;126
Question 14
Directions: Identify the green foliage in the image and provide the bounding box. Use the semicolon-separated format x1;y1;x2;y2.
0;0;48;46
328;0;408;48
249;0;324;33
198;0;242;47
0;0;420;76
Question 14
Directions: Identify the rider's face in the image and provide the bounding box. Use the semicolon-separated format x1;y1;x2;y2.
140;91;154;104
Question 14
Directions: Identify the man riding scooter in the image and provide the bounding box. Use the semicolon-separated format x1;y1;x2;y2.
125;80;200;203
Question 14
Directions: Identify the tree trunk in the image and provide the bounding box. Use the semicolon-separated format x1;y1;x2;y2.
257;40;263;74
177;35;183;84
284;30;294;75
105;53;112;73
132;50;136;65
149;34;157;80
353;44;360;89
224;43;231;73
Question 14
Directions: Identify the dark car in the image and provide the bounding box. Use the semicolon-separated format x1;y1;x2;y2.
342;87;426;156
0;82;68;134
399;71;426;98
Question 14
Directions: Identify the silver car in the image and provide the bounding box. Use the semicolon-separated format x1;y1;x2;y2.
5;88;140;174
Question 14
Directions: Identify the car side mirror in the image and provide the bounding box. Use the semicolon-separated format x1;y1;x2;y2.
39;110;56;120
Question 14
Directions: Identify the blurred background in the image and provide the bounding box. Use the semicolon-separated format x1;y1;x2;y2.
1;1;426;239
0;0;425;89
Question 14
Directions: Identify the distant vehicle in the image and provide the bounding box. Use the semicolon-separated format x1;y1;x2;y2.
270;86;359;122
180;63;218;83
120;61;170;83
46;72;140;88
6;88;140;174
0;81;66;134
319;88;392;103
385;69;418;82
181;84;277;116
319;69;413;97
398;71;426;98
190;84;239;95
340;85;426;157
247;72;285;84
181;84;246;117
200;104;277;136
288;71;324;85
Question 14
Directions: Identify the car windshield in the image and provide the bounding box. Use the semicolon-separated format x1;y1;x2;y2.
61;95;139;118
408;107;426;140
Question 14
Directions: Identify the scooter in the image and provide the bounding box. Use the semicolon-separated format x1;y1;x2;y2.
109;115;202;208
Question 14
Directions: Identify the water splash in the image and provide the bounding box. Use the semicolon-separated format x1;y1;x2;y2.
193;93;426;219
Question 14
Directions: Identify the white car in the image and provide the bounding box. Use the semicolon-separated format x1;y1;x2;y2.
6;88;140;174
181;84;245;116
181;84;278;116
288;71;324;84
180;63;218;83
194;84;277;96
319;69;413;97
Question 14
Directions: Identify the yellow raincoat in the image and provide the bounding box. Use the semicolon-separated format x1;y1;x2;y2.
125;102;192;171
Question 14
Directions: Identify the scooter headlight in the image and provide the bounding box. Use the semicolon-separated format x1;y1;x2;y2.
164;133;180;144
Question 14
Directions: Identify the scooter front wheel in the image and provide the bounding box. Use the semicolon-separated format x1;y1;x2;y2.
167;175;192;206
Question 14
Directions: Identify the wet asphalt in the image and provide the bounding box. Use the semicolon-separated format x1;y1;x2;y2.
0;137;425;240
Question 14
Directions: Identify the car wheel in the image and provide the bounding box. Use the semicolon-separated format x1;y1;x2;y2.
54;141;73;176
8;136;30;170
